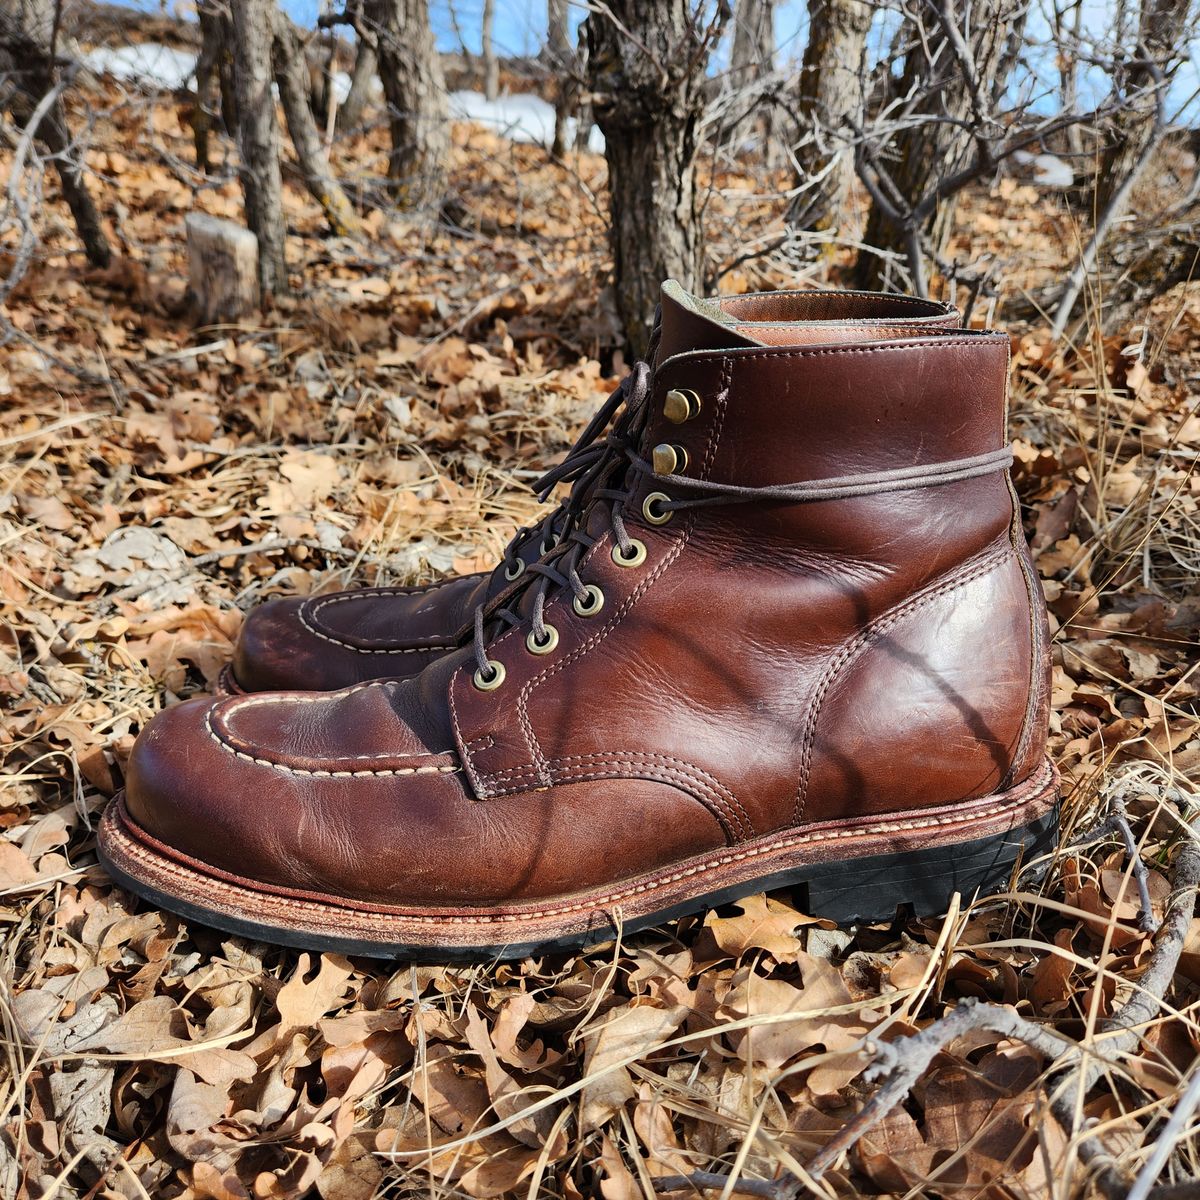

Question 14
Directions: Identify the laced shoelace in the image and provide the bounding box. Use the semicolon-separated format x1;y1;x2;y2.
496;326;663;584
470;354;1014;688
472;356;658;681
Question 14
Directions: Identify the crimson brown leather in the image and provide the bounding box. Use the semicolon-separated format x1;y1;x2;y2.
99;286;1057;959
220;287;964;695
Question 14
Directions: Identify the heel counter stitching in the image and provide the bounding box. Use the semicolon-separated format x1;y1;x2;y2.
794;538;1016;823
1004;488;1049;791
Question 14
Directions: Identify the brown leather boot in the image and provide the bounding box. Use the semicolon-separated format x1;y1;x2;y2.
99;295;1057;960
220;286;962;694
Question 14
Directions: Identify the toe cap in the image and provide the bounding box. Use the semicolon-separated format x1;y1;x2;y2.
124;696;265;871
121;689;466;901
231;597;321;692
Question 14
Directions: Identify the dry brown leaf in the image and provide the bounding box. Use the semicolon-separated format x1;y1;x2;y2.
581;1004;688;1131
702;892;809;959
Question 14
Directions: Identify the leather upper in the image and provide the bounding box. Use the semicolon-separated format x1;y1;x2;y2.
123;294;1051;910
228;287;964;693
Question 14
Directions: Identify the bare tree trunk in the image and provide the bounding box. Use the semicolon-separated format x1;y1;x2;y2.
305;37;333;129
366;0;449;212
0;0;112;267
547;0;573;158
790;0;872;233
586;0;728;356
727;0;775;157
481;0;499;101
990;2;1028;106
27;86;112;268
1095;0;1191;214
272;13;362;236
335;37;377;134
853;0;1023;291
1053;0;1085;156
730;0;774;85
231;0;289;297
573;19;592;152
193;0;221;172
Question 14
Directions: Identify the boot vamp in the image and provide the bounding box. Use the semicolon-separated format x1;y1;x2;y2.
122;663;727;907
230;573;489;691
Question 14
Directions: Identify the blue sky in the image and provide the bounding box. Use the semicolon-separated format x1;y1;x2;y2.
115;2;1200;122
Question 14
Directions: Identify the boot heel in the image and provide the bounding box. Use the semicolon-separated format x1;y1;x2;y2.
801;804;1059;925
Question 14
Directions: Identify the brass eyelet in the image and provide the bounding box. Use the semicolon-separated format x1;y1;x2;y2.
611;539;647;568
652;443;689;476
643;491;674;526
503;559;525;581
540;538;555;556
472;660;506;691
664;388;701;424
573;583;605;617
525;624;559;655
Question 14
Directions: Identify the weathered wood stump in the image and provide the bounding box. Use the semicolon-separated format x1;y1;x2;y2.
185;213;260;325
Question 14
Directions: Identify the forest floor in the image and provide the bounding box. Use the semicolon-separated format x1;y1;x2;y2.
2;57;1200;1200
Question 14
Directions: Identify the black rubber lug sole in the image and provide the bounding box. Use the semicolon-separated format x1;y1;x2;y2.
799;803;1060;924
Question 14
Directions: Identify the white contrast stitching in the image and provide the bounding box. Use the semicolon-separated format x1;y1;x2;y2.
309;577;466;610
205;707;460;778
217;680;396;709
296;603;455;656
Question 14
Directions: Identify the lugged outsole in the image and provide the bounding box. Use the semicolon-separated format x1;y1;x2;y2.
97;758;1059;963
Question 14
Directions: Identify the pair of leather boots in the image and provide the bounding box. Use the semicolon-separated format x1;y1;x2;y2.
99;283;1058;962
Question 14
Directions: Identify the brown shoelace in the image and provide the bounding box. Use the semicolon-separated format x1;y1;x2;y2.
494;330;663;585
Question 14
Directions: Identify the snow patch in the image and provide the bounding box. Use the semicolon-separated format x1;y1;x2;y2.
84;44;197;91
1013;150;1074;189
82;45;602;152
449;90;604;153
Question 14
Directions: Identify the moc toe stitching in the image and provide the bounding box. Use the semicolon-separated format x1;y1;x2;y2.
295;601;457;654
309;577;463;607
123;693;473;901
207;689;461;776
298;573;487;651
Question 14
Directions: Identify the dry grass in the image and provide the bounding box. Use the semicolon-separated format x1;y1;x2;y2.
1;66;1199;1200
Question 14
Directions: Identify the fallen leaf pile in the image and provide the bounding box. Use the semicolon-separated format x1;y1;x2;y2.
1;29;1199;1200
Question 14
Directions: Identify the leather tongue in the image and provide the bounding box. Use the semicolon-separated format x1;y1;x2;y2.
656;279;762;365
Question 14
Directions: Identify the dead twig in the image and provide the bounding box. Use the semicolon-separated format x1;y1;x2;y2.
1066;787;1161;934
1128;1063;1200;1200
107;538;365;603
801;798;1200;1194
1049;817;1200;1198
806;998;1082;1178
